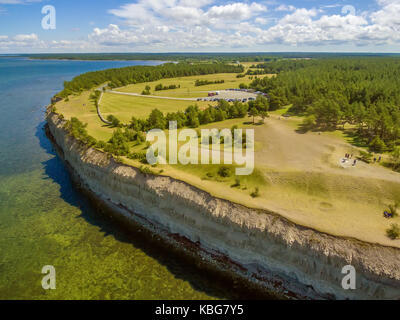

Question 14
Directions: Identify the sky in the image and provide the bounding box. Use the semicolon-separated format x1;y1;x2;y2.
0;0;400;53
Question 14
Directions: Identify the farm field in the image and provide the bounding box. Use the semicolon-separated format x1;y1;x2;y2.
56;71;400;248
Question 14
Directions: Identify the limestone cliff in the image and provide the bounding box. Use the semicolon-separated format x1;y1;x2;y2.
46;111;400;300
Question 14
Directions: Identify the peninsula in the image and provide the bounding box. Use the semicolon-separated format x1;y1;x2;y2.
46;58;400;299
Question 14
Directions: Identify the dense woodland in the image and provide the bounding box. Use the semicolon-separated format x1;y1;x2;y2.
250;58;400;154
56;63;243;98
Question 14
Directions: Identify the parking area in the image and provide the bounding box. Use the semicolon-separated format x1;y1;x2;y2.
197;89;261;103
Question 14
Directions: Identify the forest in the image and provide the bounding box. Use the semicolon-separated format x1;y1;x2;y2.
250;58;400;155
56;63;243;98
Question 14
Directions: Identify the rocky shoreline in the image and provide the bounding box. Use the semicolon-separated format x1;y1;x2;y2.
46;109;400;300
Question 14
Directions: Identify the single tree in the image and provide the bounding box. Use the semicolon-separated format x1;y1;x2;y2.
248;107;259;124
260;111;269;123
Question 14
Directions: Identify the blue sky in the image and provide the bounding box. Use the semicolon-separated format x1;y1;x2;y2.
0;0;400;53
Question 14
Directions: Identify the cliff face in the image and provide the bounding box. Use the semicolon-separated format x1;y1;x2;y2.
47;112;400;300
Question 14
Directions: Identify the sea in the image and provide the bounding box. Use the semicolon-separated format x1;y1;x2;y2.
0;57;230;300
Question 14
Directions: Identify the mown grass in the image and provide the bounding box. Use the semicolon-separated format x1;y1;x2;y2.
115;73;256;97
100;93;212;122
55;91;114;141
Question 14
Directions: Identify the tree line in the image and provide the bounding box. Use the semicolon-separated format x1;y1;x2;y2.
195;79;225;86
128;96;269;132
155;83;180;91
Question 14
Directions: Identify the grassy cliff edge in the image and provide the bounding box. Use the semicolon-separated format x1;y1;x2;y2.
46;109;400;300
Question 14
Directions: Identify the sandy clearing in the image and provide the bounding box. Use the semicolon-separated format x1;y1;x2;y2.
255;115;400;183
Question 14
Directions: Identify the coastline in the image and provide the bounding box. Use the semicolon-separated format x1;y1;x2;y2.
45;108;400;300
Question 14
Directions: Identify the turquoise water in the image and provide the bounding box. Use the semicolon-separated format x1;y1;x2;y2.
0;57;231;300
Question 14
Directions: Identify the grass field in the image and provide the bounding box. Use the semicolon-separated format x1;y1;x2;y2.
100;93;212;122
55;71;400;248
115;73;260;98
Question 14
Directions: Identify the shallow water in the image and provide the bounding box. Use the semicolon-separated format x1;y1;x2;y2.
0;57;224;300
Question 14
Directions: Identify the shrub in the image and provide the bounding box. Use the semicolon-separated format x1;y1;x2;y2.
105;128;130;156
218;166;232;178
130;116;145;132
142;85;151;95
139;165;154;175
206;172;214;178
136;132;146;144
128;152;147;161
195;79;224;86
302;115;316;130
107;115;121;128
386;224;400;240
232;178;241;188
358;151;373;164
96;140;106;149
123;128;137;142
251;187;260;198
369;137;386;153
155;83;178;91
86;136;97;147
391;147;400;171
114;156;124;163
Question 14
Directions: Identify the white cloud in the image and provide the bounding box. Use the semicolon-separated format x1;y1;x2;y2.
13;33;38;41
371;0;400;29
89;1;400;50
4;0;400;52
178;0;213;8
207;2;266;20
275;4;296;12
255;17;269;25
0;33;45;49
